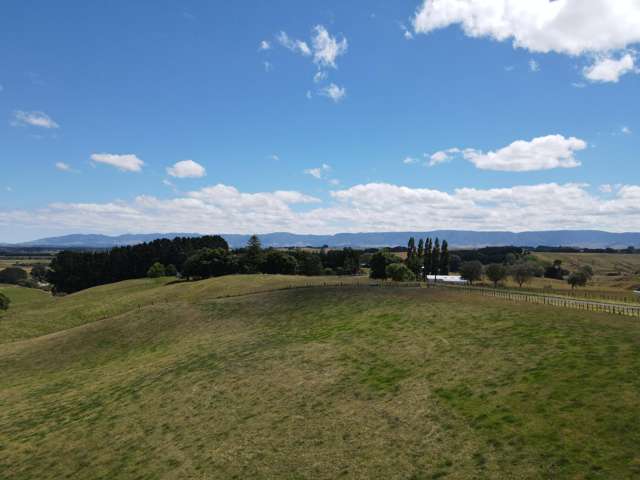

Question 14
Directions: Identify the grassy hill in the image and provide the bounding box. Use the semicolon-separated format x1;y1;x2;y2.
1;276;640;479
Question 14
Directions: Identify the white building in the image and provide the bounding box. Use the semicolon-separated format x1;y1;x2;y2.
425;274;468;284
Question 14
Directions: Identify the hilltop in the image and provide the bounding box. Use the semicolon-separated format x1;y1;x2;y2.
2;276;640;478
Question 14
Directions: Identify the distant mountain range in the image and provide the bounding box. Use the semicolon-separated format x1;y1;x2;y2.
6;230;640;249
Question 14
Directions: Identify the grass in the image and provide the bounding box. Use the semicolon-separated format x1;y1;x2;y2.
1;275;640;479
533;252;640;292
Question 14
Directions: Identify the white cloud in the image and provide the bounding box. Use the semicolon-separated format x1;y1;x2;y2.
319;83;346;102
428;148;460;166
304;163;331;179
259;40;271;51
622;126;632;135
412;0;640;82
311;25;348;69
403;156;420;165
167;160;206;178
313;70;328;83
4;182;640;235
263;61;273;72
599;184;613;193
11;110;59;129
432;135;586;172
572;82;587;88
583;53;636;83
276;31;311;56
267;154;280;161
528;59;540;72
90;153;144;172
55;162;72;172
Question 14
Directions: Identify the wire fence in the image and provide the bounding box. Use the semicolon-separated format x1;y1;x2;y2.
431;283;640;318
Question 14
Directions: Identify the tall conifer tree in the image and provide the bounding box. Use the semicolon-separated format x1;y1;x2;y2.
439;240;450;275
432;238;441;277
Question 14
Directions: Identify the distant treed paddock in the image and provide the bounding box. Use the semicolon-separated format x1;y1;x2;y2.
45;235;362;294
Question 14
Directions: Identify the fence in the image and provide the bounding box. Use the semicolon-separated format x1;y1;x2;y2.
433;283;640;318
214;280;640;318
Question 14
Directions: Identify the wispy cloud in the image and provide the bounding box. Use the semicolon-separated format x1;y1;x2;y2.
11;110;59;129
319;83;346;102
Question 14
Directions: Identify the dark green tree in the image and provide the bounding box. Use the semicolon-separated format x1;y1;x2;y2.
459;261;483;285
449;254;462;272
165;264;178;276
0;267;28;285
370;251;402;279
182;248;236;279
568;271;588;289
386;263;416;282
417;238;424;258
407;237;416;260
511;263;534;288
241;235;264;273
146;262;166;278
431;238;441;277
485;263;507;287
30;264;48;282
439;240;450;275
263;250;298;275
0;292;10;311
423;238;432;279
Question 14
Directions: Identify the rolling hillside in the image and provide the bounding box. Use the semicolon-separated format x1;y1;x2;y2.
2;277;640;479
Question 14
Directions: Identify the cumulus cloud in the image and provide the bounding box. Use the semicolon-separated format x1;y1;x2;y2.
11;110;59;129
90;153;144;172
319;83;346;102
4;182;640;235
313;70;328;83
259;40;271;51
583;53;636;83
528;59;540;72
412;0;640;82
167;160;206;178
429;135;586;172
311;25;348;69
276;31;311;56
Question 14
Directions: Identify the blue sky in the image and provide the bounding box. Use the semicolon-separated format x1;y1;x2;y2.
1;0;639;242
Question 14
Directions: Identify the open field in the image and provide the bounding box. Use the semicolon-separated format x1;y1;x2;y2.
0;256;51;274
2;276;640;479
532;252;640;292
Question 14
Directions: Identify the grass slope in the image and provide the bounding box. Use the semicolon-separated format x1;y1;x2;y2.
1;276;640;479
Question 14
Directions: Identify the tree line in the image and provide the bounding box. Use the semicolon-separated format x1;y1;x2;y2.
46;235;362;293
369;236;451;281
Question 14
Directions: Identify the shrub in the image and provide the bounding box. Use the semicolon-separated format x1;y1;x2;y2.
30;264;48;282
385;263;416;282
165;264;178;276
0;267;28;285
0;292;10;311
370;251;402;279
568;271;588;289
147;262;166;278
